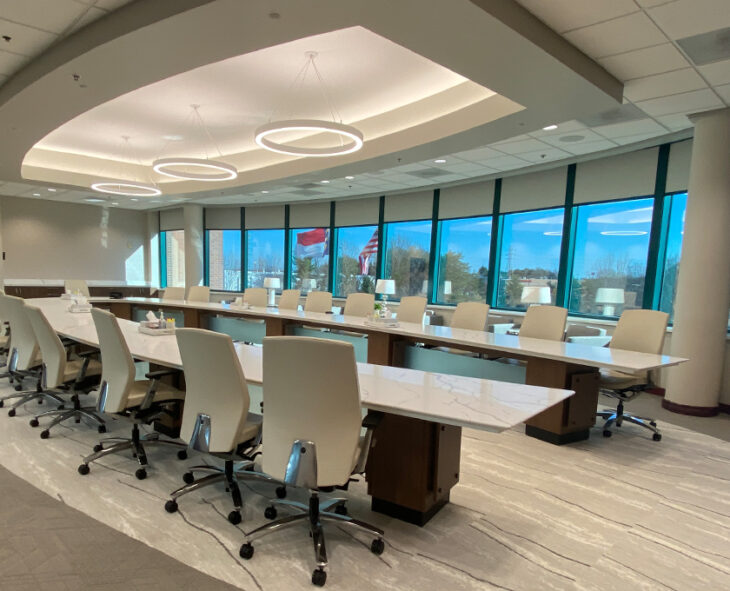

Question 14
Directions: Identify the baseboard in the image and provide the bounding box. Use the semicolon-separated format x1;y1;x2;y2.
661;399;719;417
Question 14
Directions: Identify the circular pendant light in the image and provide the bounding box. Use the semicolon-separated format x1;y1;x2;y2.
152;157;238;181
254;120;363;157
91;181;161;197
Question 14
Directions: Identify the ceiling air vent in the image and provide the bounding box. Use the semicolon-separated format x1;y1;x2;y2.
578;103;646;128
408;169;450;179
677;26;730;66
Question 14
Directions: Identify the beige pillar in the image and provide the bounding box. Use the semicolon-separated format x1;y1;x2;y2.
183;204;204;290
145;211;159;288
664;108;730;415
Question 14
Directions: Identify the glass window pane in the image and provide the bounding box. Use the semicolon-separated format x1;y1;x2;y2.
659;192;687;318
384;220;432;298
246;229;284;289
164;230;185;288
291;228;330;292
336;225;378;297
496;208;563;310
437;216;491;304
207;230;241;291
569;198;653;316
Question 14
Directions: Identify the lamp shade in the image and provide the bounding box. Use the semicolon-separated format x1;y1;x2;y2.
521;286;551;304
375;279;396;295
263;277;281;289
442;280;452;296
595;288;625;304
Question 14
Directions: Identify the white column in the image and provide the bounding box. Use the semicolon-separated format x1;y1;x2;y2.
145;211;159;288
665;108;730;415
183;204;204;290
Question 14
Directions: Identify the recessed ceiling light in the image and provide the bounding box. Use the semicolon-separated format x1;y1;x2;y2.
320;180;330;184
543;124;558;131
162;134;184;141
84;198;105;203
345;176;355;180
130;198;139;202
47;188;57;192
32;192;41;197
111;202;119;206
434;159;446;164
559;134;585;143
261;190;269;194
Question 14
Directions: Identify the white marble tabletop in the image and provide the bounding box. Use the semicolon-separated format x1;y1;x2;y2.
29;297;574;432
95;296;688;374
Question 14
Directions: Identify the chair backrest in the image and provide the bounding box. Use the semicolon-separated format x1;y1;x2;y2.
243;287;267;307
304;291;332;313
262;336;362;487
176;328;250;453
397;296;427;324
343;293;374;317
64;280;90;297
278;289;301;310
4;295;39;371
451;302;490;331
610;310;669;354
25;305;67;389
565;324;605;338
519;305;567;341
163;287;185;300
187;285;210;302
90;308;136;414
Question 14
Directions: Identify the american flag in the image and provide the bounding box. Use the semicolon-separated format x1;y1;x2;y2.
358;229;378;274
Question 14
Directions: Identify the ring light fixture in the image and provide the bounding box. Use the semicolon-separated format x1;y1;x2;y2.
152;157;238;181
254;120;363;157
91;182;161;197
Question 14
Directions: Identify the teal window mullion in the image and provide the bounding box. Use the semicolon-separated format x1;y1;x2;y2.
327;201;336;294
486;178;502;307
427;189;440;304
283;205;291;289
375;196;386;299
556;164;577;308
643;143;671;310
240;207;246;291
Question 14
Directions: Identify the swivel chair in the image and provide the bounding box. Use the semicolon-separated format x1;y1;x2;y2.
598;309;669;441
77;308;187;479
304;291;332;313
278;289;301;310
239;336;384;587
396;296;427;324
64;280;90;297
450;302;490;331
243;288;267;307
162;287;185;300
518;305;567;341
187;285;210;302
343;293;374;317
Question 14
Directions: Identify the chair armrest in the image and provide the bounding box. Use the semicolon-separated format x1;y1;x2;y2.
76;349;99;358
144;368;181;380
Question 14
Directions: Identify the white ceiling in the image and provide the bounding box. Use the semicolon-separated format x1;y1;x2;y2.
1;0;728;210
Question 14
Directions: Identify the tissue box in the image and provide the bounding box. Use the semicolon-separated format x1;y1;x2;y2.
68;303;92;313
138;321;175;336
364;315;399;327
61;293;74;300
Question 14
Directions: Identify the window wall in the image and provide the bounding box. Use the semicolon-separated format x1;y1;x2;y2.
335;225;378;296
659;192;688;317
246;229;284;289
161;230;185;288
290;228;330;292
207;229;241;291
569;198;653;316
437;216;491;304
383;220;432;298
496;208;563;310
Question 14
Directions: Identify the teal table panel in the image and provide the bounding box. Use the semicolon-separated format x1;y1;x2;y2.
287;326;369;363
403;345;526;384
208;315;267;344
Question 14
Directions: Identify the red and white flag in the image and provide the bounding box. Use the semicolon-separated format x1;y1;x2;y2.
358;229;378;274
295;228;328;258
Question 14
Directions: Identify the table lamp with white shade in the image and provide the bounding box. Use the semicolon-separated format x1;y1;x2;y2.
375;279;396;315
263;277;281;306
595;287;624;316
520;285;551;306
442;280;452;299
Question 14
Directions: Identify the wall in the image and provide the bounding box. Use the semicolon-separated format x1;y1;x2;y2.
0;196;148;283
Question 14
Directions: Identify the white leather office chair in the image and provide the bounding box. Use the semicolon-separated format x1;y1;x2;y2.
243;287;268;307
164;328;279;525
451;302;490;331
239;336;384;586
187;285;210;302
278;289;301;310
304;291;332;313
0;295;62;415
162;287;185;300
25;305;105;438
64;280;90;297
343;293;374;317
77;308;187;479
396;296;427;324
598;309;669;441
518;305;567;341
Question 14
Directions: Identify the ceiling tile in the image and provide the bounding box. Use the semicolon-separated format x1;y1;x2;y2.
489;138;551;155
655;113;694;131
564;12;666;58
715;82;730;102
68;6;107;34
528;120;588;138
634;0;674;7
440;162;498;175
518;147;572;163
598;43;690;81
593;118;667;139
491;134;533;145
453;147;506;162
539;129;609;148
0;181;35;195
0;49;29;76
481;155;532;170
0;0;87;34
612;131;668;145
636;88;723;116
624;68;707;102
0;19;57;56
91;0;134;11
560;140;619;155
698;60;730;86
515;0;638;34
648;0;730;39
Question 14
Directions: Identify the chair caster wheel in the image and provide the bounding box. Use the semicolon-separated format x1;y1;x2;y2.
264;506;277;520
14;385;22;391
93;444;103;453
8;408;16;417
371;538;385;555
275;486;286;499
650;421;657;427
135;468;147;480
334;504;348;516
228;510;242;525
652;433;662;441
56;404;64;410
164;500;178;513
182;472;195;485
0;400;4;407
239;543;254;560
312;568;327;586
78;464;90;475
29;418;39;428
40;430;50;439
177;449;188;460
603;430;612;437
98;425;106;434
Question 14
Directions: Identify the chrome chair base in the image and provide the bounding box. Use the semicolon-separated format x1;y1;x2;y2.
598;397;662;441
0;388;65;416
